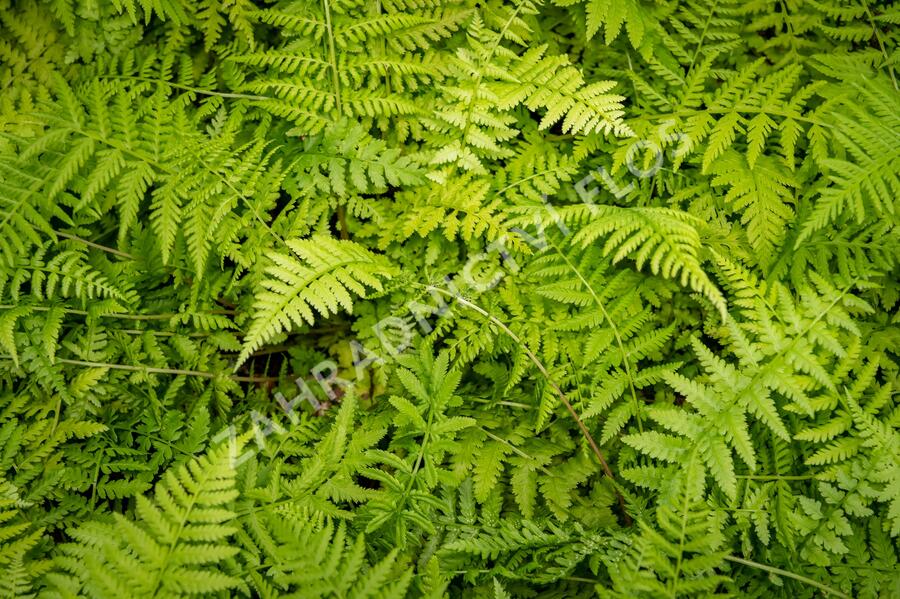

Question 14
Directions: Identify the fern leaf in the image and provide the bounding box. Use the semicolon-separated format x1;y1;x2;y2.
237;236;397;366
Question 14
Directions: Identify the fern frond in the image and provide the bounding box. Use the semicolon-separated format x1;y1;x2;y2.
561;205;727;317
237;236;397;367
709;150;798;260
48;440;241;597
798;71;900;242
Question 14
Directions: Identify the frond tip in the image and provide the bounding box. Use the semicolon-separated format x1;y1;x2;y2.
236;236;397;368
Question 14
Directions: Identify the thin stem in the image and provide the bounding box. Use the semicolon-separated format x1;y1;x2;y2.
323;0;349;240
16;357;276;383
336;205;350;240
100;75;272;100
468;396;532;409
109;425;195;456
671;449;700;595
686;0;719;78
55;231;136;259
495;166;570;195
323;0;342;118
106;328;219;338
724;555;850;598
480;428;553;477
0;305;235;320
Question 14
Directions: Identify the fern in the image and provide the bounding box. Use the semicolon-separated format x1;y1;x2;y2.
559;203;727;316
709;150;798;260
605;460;730;597
288;118;424;198
242;514;413;597
586;0;657;49
624;336;791;501
798;65;900;242
237;236;397;366
2;0;899;596
47;441;241;598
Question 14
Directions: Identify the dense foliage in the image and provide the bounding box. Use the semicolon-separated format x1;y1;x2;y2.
1;0;899;596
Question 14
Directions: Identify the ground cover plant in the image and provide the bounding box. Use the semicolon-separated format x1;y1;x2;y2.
1;0;899;596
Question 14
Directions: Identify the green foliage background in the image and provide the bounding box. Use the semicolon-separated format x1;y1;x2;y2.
1;0;899;596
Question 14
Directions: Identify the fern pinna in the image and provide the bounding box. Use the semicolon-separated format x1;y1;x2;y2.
1;0;898;597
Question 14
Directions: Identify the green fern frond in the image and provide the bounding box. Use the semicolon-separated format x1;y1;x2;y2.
288;118;424;197
561;204;727;317
237;236;397;367
709;150;798;260
605;460;730;597
798;70;900;242
243;510;412;598
2;1;898;596
48;441;241;598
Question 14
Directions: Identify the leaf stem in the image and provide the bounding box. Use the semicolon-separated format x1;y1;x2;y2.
6;357;277;383
0;305;235;319
54;230;136;259
724;555;850;598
